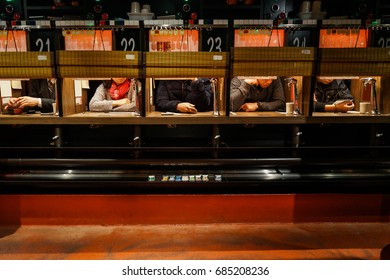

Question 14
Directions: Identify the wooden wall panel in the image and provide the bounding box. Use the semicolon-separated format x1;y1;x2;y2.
0;194;388;225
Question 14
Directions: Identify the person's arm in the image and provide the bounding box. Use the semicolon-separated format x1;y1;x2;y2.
230;77;252;111
25;79;55;113
155;81;181;112
313;82;326;112
313;80;354;112
330;100;355;112
5;97;19;110
111;99;131;111
38;80;56;113
40;98;55;113
313;101;326;112
314;100;355;113
112;80;141;112
257;78;285;111
89;84;115;112
187;78;213;112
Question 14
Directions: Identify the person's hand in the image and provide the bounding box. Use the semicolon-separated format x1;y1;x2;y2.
191;79;205;92
13;96;39;108
334;100;355;112
239;102;258;112
4;97;18;109
112;98;130;107
176;102;197;114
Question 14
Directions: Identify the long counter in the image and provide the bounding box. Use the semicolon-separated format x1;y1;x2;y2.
1;111;390;125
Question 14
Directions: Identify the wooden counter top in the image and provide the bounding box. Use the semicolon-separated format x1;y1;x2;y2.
313;111;387;117
0;112;59;125
1;111;389;125
146;111;222;118
68;112;141;118
230;111;294;117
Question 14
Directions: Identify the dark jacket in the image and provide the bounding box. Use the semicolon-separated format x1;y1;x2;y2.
314;79;354;112
25;79;56;113
230;77;285;111
155;79;213;112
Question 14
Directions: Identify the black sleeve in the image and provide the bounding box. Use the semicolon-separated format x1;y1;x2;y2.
257;78;285;111
155;81;181;112
26;79;55;113
187;78;213;112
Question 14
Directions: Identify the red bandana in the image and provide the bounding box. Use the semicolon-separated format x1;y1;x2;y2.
109;79;130;100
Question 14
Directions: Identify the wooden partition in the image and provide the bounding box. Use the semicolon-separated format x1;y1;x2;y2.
232;47;316;77
0;52;54;78
56;51;141;78
317;48;390;76
61;78;84;116
231;47;316;116
382;77;390;114
0;51;55;118
144;52;229;118
56;51;142;117
144;52;228;78
315;48;390;116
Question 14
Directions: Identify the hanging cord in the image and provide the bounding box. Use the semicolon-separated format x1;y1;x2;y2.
99;29;106;51
92;29;96;50
354;26;367;48
187;28;190;52
267;28;281;47
92;29;105;51
180;32;184;52
6;29;18;52
267;28;273;46
266;26;281;47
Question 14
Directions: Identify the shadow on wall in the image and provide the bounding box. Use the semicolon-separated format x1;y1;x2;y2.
0;195;21;238
380;244;390;260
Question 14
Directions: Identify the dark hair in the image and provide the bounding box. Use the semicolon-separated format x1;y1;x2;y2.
103;78;132;89
102;80;113;89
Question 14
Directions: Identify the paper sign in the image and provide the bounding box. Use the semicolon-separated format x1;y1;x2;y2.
0;80;12;97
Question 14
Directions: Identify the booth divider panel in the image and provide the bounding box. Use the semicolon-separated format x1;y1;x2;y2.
319;48;390;62
57;66;141;78
0;67;55;78
145;52;228;68
0;52;54;67
318;62;390;76
145;68;228;78
56;51;141;66
232;61;315;76
232;47;316;61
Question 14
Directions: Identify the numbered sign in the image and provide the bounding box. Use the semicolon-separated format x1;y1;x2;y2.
286;30;313;47
29;30;54;52
370;29;390;48
114;29;140;51
201;28;227;52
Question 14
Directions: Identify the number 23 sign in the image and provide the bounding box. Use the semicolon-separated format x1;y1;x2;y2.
202;28;227;52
